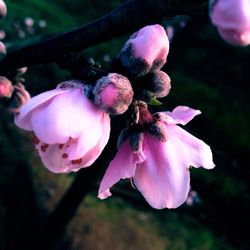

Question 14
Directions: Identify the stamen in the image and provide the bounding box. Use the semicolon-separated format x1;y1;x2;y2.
71;158;82;165
41;144;49;152
33;135;40;145
62;153;68;159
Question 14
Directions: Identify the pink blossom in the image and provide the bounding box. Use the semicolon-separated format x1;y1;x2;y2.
98;106;215;209
119;24;169;76
211;0;250;46
15;82;110;173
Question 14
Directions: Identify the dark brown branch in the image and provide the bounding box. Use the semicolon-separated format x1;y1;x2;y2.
0;0;207;71
32;116;125;250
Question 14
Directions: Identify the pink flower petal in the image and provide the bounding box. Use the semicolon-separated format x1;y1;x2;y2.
36;114;110;173
166;124;215;169
31;88;102;144
15;88;67;130
66;120;103;160
98;139;145;199
37;143;72;173
134;134;191;209
77;113;111;167
159;106;201;125
67;113;110;161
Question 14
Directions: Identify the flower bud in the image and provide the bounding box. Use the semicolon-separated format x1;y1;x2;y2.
7;83;30;113
118;24;169;77
210;0;250;46
93;73;133;115
0;76;14;98
140;70;171;98
0;0;7;19
0;41;6;61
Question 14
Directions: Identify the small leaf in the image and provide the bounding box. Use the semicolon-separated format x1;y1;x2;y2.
148;97;162;106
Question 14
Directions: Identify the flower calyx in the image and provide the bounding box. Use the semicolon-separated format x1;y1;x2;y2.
119;101;168;152
7;83;30;113
132;70;171;104
57;53;105;82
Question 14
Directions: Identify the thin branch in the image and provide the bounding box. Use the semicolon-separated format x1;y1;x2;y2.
0;0;207;71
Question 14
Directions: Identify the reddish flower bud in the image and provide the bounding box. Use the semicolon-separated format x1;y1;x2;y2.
0;76;14;98
93;73;133;115
140;70;171;98
118;24;169;77
0;0;7;19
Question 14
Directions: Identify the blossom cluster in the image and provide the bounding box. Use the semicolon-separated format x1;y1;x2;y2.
13;24;215;209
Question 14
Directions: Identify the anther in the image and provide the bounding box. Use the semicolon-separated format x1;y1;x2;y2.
33;135;40;145
41;144;49;152
62;153;68;159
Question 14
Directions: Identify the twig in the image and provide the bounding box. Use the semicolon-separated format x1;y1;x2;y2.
0;0;207;71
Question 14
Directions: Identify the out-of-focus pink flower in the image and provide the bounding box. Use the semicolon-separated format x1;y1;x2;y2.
0;30;6;40
118;24;169;76
210;0;250;46
24;17;34;27
0;76;14;98
0;0;7;19
98;106;215;209
15;82;110;173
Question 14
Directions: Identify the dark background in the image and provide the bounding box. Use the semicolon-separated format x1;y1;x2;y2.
0;1;249;249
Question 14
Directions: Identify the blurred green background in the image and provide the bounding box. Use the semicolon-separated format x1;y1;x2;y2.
0;0;249;249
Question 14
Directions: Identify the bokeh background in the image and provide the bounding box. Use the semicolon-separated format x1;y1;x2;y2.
0;0;249;249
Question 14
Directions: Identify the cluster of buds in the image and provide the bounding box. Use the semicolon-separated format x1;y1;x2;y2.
116;25;171;103
14;24;215;210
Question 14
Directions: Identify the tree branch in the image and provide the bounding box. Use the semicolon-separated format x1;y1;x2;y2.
0;0;207;71
32;116;125;250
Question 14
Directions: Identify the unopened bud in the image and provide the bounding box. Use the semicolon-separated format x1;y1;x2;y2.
0;76;14;98
0;41;6;61
7;83;30;113
93;73;133;115
0;0;7;19
140;70;171;98
118;24;169;77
